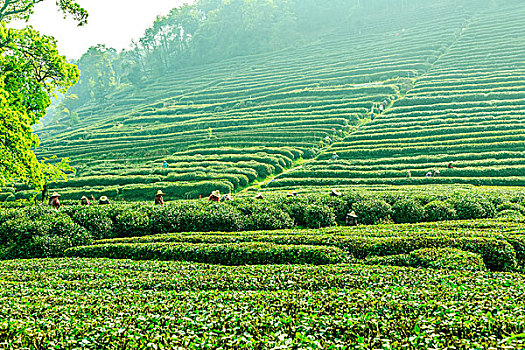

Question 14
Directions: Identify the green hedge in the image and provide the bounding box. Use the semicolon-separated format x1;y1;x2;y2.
166;172;249;189
65;242;348;265
49;175;163;189
268;176;525;188
94;229;519;272
0;212;92;259
364;247;486;271
347;236;515;271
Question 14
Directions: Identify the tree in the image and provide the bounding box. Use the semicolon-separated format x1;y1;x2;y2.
137;5;202;74
0;0;87;24
191;0;298;63
68;45;119;104
0;0;86;189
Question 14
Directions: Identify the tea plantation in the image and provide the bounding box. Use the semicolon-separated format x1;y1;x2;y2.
2;184;525;347
4;0;519;202
4;258;525;348
3;0;525;347
2;198;525;347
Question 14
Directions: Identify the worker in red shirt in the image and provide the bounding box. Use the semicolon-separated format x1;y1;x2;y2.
49;192;61;209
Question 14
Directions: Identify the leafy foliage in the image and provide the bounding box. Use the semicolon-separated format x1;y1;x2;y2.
424;200;457;222
0;211;91;259
392;198;425;223
2;258;525;348
0;0;87;24
352;199;393;225
365;247;486;271
66;241;348;265
0;1;82;188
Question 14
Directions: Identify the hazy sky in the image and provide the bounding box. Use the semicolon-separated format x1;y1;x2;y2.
11;0;194;60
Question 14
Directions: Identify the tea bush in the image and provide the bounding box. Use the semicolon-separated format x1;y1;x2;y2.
424;200;457;221
449;197;487;220
392;198;425;223
235;202;294;231
364;247;486;271
352;199;393;225
409;247;486;271
0;214;91;259
68;206;114;239
497;202;525;215
66;242;348;265
496;209;525;221
302;203;336;229
114;209;151;237
150;202;244;233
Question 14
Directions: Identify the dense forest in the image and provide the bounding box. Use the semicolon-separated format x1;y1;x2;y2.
45;0;445;125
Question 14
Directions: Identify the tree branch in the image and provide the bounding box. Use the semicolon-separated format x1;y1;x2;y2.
0;0;15;20
0;0;46;22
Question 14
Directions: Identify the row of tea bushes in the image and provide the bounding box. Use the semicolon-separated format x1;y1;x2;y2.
12;148;299;203
1;188;523;261
65;242;348;266
3;257;525;348
4;188;525;236
34;0;478;198
0;207;92;260
363;247;487;271
90;227;519;271
276;4;525;188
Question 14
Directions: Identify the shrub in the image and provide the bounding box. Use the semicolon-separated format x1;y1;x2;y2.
349;236;515;272
496;209;525;221
303;203;336;229
235;202;294;231
366;248;487;271
114;209;151;237
392;199;425;223
315;196;349;222
352;199;392;225
0;208;19;225
68;206;114;240
181;203;243;232
408;247;486;271
150;202;243;234
449;197;486;220
0;214;92;259
65;242;348;265
424;200;457;221
149;204;184;234
497;202;525;215
363;254;411;267
21;206;58;221
477;198;496;218
0;193;14;202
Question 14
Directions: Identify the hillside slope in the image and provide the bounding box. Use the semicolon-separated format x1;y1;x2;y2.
271;1;525;189
21;0;523;201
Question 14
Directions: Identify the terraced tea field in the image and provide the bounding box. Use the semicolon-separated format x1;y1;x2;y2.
2;186;525;347
272;2;525;189
5;0;525;347
4;217;525;348
20;0;523;201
